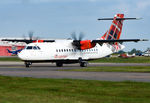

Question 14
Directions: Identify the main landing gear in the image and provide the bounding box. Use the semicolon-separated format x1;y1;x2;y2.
55;58;88;67
25;62;32;68
79;57;88;67
80;61;88;67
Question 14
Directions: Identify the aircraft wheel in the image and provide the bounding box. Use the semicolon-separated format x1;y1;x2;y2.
25;62;32;68
80;62;88;67
56;62;63;67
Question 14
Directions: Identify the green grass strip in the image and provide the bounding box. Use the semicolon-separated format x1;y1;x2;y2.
0;76;150;103
90;57;150;63
0;57;21;61
60;66;150;72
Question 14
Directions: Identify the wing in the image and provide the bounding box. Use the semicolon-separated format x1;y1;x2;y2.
2;39;33;44
72;39;148;50
1;39;55;44
91;39;148;44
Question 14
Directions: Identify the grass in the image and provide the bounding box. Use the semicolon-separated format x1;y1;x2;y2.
59;66;150;73
0;76;150;103
0;57;21;61
90;57;150;63
0;56;149;63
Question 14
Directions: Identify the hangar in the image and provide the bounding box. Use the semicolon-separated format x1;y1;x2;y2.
0;38;25;56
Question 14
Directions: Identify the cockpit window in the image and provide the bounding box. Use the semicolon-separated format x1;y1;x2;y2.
26;46;32;50
25;46;41;50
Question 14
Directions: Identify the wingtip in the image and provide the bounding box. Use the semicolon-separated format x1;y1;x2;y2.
140;39;149;41
136;17;143;20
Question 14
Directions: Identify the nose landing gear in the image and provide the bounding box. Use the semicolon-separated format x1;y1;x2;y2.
56;62;63;67
25;62;32;68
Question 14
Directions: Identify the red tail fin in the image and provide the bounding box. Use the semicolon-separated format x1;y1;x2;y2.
101;14;124;40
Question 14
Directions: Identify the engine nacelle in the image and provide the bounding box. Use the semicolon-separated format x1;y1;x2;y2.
80;40;96;50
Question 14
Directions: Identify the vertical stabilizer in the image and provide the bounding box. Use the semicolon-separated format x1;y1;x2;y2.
101;14;124;40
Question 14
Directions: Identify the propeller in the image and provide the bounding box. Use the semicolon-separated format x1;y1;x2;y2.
71;32;85;50
71;32;77;40
28;31;40;42
79;32;85;41
28;31;34;41
2;31;53;44
71;32;85;41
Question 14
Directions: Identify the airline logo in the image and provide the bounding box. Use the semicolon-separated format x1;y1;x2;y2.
100;14;124;51
54;55;68;59
106;14;124;40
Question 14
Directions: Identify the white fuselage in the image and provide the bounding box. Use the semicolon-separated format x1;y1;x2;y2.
18;40;125;62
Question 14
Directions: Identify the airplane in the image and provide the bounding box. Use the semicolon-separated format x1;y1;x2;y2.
4;14;147;67
7;49;22;55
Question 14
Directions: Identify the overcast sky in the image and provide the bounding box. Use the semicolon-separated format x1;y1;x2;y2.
0;0;150;51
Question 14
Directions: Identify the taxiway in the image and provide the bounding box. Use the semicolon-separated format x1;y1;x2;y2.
0;62;149;82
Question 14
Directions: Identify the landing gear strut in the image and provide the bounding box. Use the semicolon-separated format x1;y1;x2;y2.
25;62;32;68
80;61;88;67
56;62;63;67
79;57;88;67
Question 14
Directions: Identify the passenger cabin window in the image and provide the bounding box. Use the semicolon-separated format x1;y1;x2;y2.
26;46;32;50
33;46;37;50
37;46;41;50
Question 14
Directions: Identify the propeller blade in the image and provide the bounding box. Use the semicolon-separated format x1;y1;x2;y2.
79;32;85;40
29;31;34;40
71;31;85;50
71;32;77;40
35;36;39;40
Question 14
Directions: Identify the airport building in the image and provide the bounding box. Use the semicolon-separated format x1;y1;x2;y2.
0;39;26;56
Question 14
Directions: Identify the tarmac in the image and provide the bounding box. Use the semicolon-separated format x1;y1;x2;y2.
0;62;149;82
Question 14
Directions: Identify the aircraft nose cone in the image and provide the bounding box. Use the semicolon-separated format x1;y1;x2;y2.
18;51;26;60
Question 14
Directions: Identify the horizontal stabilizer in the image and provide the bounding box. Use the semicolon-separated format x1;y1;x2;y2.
98;18;142;20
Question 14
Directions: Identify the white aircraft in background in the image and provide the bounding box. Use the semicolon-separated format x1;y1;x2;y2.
4;14;147;67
